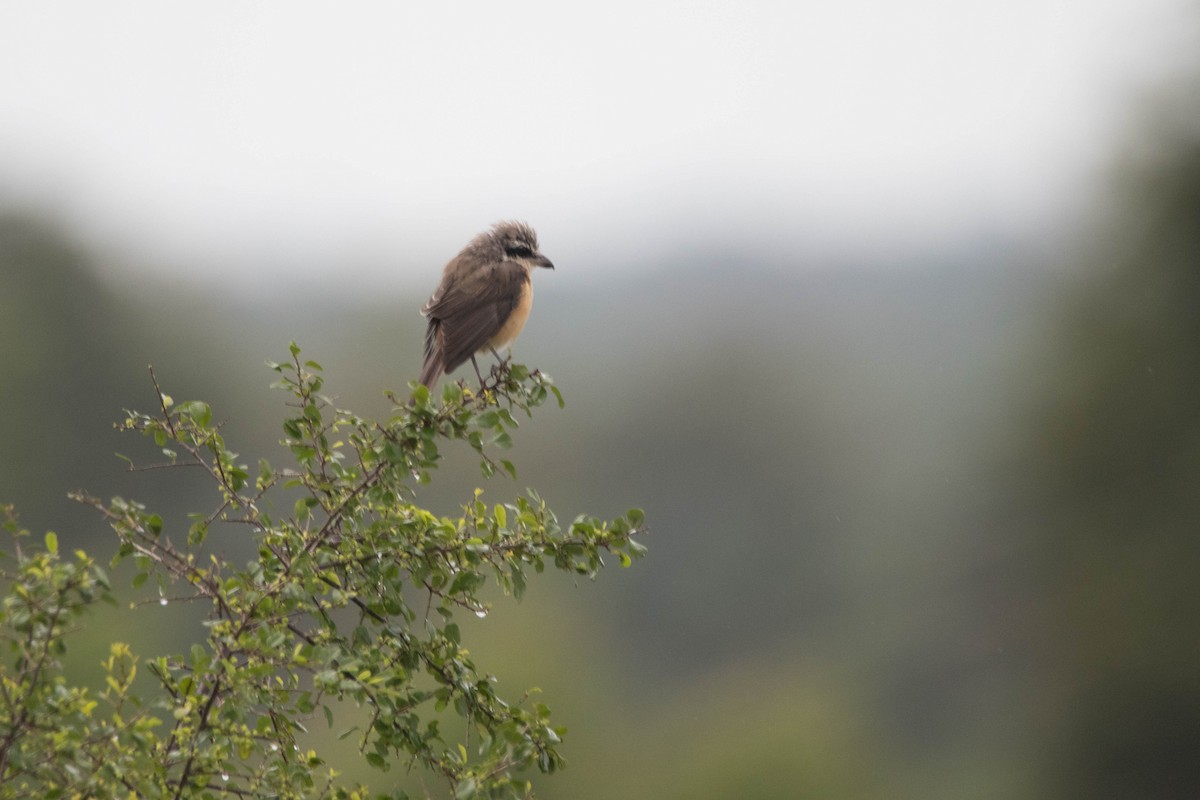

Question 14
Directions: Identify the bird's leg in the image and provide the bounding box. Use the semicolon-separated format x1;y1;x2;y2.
489;347;511;372
470;354;486;385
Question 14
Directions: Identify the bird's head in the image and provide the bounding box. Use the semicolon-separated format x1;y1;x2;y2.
489;221;554;271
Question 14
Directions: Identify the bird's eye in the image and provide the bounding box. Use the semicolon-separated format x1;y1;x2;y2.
506;245;535;258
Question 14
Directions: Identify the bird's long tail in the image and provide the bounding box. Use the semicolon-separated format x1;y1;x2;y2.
418;356;444;389
419;320;445;388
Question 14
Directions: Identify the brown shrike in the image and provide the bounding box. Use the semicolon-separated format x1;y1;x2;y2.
419;221;554;388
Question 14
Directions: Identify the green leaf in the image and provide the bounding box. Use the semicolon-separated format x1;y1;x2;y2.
176;400;212;427
228;465;249;491
449;571;484;596
44;531;58;554
188;521;208;546
294;497;318;519
510;564;527;600
257;458;273;486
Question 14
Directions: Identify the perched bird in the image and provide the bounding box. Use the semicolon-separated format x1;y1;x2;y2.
419;221;555;388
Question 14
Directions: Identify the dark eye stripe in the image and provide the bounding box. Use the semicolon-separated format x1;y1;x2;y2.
506;245;535;258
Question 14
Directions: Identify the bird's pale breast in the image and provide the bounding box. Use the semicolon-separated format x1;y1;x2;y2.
486;279;532;351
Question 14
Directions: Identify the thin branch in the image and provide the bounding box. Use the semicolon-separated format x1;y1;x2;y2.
125;461;206;472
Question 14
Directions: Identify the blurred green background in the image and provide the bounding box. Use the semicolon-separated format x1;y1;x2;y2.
3;2;1200;798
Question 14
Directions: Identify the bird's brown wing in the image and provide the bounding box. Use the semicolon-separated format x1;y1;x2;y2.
422;259;528;377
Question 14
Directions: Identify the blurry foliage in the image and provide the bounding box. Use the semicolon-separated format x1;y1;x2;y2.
0;215;128;525
1017;117;1200;798
1;348;644;798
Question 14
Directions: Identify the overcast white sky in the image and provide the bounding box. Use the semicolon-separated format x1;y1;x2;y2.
0;1;1195;288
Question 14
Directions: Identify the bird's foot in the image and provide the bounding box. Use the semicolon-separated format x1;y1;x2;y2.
488;348;512;377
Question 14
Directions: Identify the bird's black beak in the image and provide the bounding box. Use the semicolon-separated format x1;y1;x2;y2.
537;254;555;270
